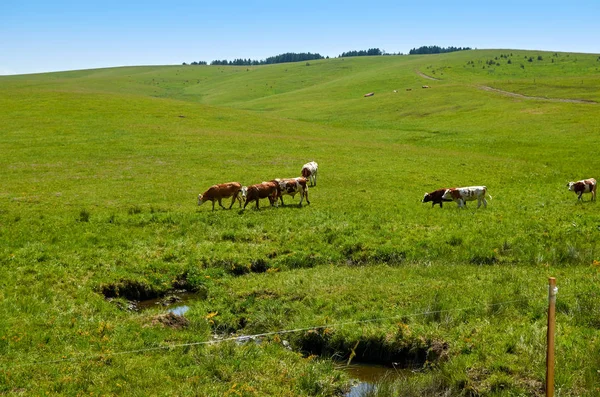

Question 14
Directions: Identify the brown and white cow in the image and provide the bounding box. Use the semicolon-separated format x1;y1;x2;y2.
301;161;318;186
422;188;453;208
567;178;597;201
244;181;278;209
442;186;490;208
198;182;244;211
272;177;310;206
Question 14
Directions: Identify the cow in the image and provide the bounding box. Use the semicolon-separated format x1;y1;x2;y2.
272;177;310;206
301;161;318;187
567;178;597;201
442;186;490;208
197;182;244;211
422;188;453;208
244;181;279;209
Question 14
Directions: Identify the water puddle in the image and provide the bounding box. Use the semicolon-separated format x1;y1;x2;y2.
168;305;190;316
340;363;416;397
135;291;200;314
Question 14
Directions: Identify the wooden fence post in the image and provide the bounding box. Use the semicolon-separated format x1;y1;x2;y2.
546;277;557;397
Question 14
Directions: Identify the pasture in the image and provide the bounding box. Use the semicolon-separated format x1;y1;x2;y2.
1;49;600;395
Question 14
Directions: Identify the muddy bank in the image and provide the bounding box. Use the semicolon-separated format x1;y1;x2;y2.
210;328;447;369
296;328;448;368
98;274;206;311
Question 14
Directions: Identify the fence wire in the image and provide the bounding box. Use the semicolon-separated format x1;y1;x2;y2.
0;296;544;370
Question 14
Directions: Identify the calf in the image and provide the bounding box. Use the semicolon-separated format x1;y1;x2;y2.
244;181;278;209
301;161;318;186
422;188;453;208
197;182;243;211
273;177;310;206
442;186;490;208
567;178;597;201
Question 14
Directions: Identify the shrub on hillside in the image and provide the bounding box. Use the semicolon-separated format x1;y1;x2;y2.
79;209;90;222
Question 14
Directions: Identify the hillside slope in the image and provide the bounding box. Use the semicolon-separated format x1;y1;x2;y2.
1;50;600;396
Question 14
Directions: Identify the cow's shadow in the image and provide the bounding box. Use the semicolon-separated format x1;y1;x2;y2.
236;203;309;214
276;203;309;211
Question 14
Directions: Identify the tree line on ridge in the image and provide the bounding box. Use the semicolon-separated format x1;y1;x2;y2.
182;46;470;66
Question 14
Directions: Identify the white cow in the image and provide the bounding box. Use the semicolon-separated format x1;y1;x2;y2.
442;186;491;208
301;161;318;186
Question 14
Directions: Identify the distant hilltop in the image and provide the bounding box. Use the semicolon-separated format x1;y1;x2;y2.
184;52;325;67
183;46;472;66
408;46;472;55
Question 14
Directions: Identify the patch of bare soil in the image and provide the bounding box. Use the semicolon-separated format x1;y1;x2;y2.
479;86;596;104
426;339;449;362
415;70;441;81
149;312;189;329
517;377;543;397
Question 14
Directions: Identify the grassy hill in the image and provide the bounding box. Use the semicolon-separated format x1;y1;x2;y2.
1;49;599;395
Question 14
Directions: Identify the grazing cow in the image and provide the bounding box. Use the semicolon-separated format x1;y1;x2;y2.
567;178;597;201
442;186;490;208
422;188;453;208
301;161;318;186
197;182;243;211
244;181;278;209
273;177;310;206
364;92;374;97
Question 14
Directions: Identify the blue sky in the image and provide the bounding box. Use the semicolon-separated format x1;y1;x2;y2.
2;1;599;75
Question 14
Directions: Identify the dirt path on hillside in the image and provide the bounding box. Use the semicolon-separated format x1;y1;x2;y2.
479;86;597;104
415;70;441;81
414;70;595;103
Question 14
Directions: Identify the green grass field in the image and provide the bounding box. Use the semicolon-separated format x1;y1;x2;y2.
1;49;600;396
